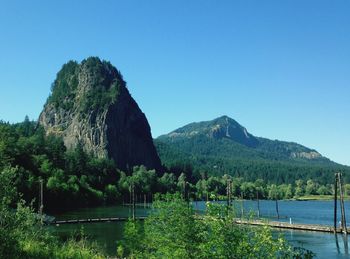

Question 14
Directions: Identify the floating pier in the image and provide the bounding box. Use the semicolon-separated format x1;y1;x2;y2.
235;219;344;233
52;216;344;233
51;216;146;225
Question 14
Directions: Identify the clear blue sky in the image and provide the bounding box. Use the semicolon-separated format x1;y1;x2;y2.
0;1;349;165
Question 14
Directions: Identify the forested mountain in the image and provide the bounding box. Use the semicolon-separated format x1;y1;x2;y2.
155;116;350;184
39;57;161;171
0;57;165;211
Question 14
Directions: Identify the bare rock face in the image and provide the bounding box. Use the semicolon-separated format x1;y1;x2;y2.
39;57;161;171
290;151;322;160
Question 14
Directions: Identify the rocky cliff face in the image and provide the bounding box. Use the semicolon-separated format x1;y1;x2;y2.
39;57;161;171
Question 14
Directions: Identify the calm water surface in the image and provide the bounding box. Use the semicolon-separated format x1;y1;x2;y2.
51;200;350;258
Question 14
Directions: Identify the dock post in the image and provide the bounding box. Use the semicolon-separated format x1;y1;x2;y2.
257;191;260;218
185;181;190;208
129;188;132;205
275;199;280;220
132;183;135;220
183;181;186;200
334;173;338;233
241;193;244;218
226;179;232;214
39;179;44;224
339;173;347;234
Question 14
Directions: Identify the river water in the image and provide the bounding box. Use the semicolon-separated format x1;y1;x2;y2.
50;200;350;258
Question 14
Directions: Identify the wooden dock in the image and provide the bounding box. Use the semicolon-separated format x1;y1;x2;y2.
52;216;346;234
51;216;146;225
234;219;345;233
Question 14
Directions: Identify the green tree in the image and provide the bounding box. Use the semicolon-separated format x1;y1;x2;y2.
295;179;305;197
344;184;350;196
268;184;283;200
177;172;187;197
143;195;202;258
317;185;330;195
121;194;314;258
159;172;177;193
240;181;256;199
305;179;318;195
195;179;208;200
104;184;120;203
132;165;157;195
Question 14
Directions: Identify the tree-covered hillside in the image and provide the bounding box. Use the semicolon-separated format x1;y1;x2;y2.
0;118;121;211
46;58;123;113
155;116;350;184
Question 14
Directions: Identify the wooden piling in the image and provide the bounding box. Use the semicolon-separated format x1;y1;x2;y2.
241;194;244;218
39;179;44;223
339;173;347;234
129;188;132;205
275;199;280;220
185;181;190;208
183;181;186;200
257;191;260;218
226;179;232;212
334;173;338;233
132;183;135;220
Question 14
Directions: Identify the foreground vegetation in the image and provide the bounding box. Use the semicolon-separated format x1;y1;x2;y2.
1;165;314;258
0;167;105;258
118;194;314;258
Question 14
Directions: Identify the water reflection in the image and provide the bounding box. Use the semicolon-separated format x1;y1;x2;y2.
341;234;348;255
334;233;350;256
335;234;340;254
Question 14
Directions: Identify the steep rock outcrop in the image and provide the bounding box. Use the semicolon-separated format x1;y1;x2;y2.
39;57;161;171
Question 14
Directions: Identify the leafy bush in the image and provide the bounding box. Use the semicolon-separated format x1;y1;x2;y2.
0;167;105;259
120;194;315;258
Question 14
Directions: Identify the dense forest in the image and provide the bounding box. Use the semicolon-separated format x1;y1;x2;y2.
46;59;123;113
155;137;350;185
0;118;119;211
155;116;350;185
155;138;350;185
0;118;347;215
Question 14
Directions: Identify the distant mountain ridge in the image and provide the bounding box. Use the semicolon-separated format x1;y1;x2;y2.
168;116;259;148
154;116;344;181
157;115;327;164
